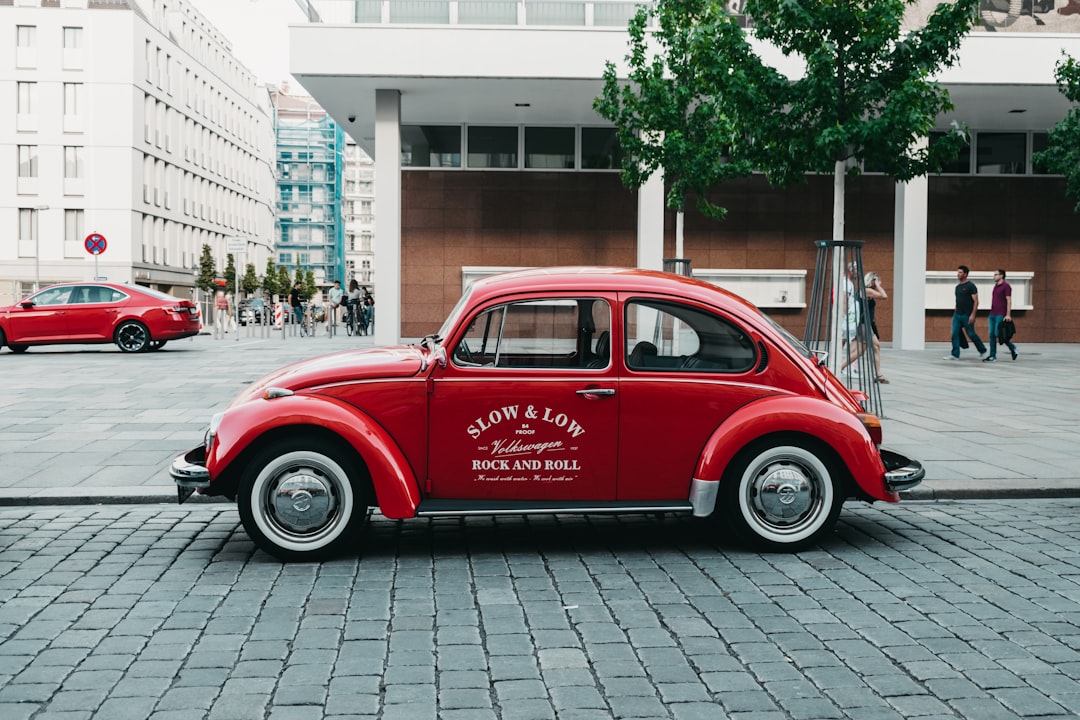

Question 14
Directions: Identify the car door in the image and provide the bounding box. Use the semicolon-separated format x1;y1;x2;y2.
427;295;618;501
66;285;127;340
616;296;771;501
6;286;74;342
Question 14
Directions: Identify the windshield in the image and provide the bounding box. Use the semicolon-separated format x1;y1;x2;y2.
437;285;474;343
757;308;813;359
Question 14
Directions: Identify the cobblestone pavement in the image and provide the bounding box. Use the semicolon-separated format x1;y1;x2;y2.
2;499;1079;720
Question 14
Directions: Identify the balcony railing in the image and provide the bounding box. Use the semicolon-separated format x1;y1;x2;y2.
295;0;652;27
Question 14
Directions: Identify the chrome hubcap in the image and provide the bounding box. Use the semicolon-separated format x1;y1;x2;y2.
270;471;336;534
750;461;815;526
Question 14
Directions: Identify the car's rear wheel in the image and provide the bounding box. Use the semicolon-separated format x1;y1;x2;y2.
723;438;844;552
238;435;368;561
9;342;29;354
115;321;151;353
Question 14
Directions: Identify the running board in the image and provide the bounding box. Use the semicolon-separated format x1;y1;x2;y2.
415;499;695;517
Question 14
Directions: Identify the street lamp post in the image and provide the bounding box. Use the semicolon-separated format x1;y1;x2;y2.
34;205;49;293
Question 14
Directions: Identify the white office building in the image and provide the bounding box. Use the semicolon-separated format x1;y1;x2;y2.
344;139;375;292
289;0;1080;346
0;0;277;307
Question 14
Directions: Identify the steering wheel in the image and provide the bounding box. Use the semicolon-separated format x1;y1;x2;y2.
458;340;475;364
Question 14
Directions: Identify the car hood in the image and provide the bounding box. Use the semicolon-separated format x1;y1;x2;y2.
230;345;425;406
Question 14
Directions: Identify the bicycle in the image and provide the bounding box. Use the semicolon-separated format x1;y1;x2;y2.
344;301;364;336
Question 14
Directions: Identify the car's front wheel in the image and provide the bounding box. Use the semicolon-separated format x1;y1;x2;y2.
115;321;151;352
238;436;368;561
723;438;844;552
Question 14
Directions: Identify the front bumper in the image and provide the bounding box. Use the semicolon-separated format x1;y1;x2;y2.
881;448;925;492
171;445;210;503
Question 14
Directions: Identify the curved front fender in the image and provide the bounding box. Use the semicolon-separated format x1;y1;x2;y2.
694;395;894;503
209;394;421;518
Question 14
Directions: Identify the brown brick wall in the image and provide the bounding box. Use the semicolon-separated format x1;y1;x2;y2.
400;171;1077;342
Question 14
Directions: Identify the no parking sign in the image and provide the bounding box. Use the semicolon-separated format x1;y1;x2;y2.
84;233;107;255
85;232;107;279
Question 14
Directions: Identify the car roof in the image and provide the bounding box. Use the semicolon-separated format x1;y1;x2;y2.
37;281;133;291
468;266;760;315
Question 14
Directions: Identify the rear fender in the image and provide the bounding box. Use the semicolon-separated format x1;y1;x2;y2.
209;394;421;518
694;395;893;503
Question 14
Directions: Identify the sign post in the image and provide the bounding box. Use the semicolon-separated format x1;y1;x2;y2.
84;232;107;280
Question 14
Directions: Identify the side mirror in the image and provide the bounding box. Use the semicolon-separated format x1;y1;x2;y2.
19;301;34;309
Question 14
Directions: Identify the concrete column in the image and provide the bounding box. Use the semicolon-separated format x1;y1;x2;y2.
893;172;928;350
636;172;664;271
374;89;401;345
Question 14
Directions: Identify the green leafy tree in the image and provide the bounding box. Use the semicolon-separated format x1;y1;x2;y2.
263;257;281;297
303;270;318;300
293;267;306;295
195;244;217;293
598;0;978;242
277;265;292;295
734;0;977;241
1033;54;1080;212
224;253;237;290
594;0;759;222
241;263;259;296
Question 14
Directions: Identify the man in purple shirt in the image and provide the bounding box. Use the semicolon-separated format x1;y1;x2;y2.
985;269;1019;362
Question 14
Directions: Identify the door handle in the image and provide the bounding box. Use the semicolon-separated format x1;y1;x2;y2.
576;388;615;397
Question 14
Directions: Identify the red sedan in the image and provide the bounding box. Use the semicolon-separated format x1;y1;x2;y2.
172;267;923;560
0;282;201;353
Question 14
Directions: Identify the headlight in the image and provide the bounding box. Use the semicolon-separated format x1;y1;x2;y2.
204;412;224;454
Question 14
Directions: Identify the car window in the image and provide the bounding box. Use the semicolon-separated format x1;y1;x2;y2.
453;298;611;370
28;286;74;306
69;285;126;304
624;299;755;373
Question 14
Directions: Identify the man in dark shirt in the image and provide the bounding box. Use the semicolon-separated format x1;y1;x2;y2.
289;282;304;329
946;265;987;360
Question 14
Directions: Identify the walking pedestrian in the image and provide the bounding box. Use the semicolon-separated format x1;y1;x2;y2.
985;268;1019;362
946;265;986;360
289;281;304;333
327;280;343;335
214;290;229;338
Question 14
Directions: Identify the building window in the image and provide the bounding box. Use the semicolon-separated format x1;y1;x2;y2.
976;133;1026;175
18;146;38;178
65;209;85;250
64;146;84;178
402;125;462;168
64;83;83;117
524;127;575;169
468;126;518;169
17;25;35;48
929;131;971;174
1032;133;1051;175
18;208;39;247
582;127;624;170
63;26;82;49
17;82;36;114
16;25;36;68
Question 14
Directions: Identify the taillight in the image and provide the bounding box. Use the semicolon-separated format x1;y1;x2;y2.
857;413;883;445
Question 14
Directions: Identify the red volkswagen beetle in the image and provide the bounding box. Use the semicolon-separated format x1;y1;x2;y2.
0;282;201;353
172;267;922;560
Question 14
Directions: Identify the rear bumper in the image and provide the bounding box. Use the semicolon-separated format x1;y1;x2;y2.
881;448;925;492
170;445;210;503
